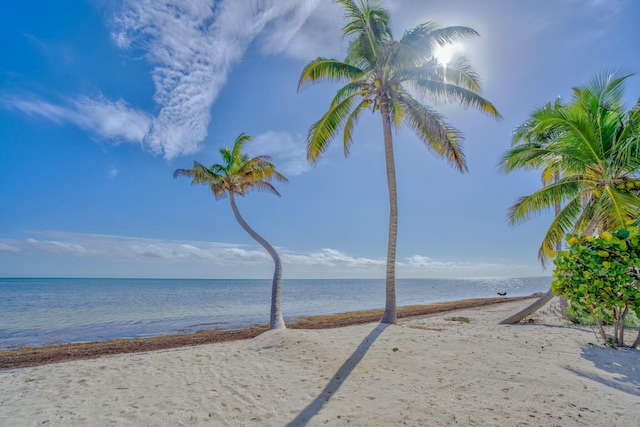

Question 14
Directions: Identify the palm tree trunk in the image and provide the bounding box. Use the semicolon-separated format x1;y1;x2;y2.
229;194;285;330
499;289;556;324
379;101;398;324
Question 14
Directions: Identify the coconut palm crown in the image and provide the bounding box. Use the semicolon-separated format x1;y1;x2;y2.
298;0;501;323
500;69;640;266
174;133;288;329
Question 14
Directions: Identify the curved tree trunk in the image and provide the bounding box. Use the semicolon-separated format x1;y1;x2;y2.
229;194;285;330
379;101;398;324
499;289;556;324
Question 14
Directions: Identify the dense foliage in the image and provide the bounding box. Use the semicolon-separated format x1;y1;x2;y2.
552;221;640;347
500;70;640;266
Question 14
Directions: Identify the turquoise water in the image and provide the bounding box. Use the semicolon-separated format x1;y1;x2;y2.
0;277;550;349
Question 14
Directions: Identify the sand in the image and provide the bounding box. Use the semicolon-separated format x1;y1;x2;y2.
1;299;638;426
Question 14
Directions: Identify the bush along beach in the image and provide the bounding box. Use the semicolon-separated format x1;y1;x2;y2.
552;220;640;348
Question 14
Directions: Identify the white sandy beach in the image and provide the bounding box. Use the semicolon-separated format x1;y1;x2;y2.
1;299;638;426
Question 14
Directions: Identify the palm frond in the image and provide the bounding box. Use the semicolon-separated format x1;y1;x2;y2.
412;79;501;118
298;58;364;92
398;23;478;62
343;98;371;156
537;197;583;266
508;179;583;225
331;82;369;106
601;186;640;229
307;93;358;164
532;107;602;163
399;95;467;172
575;67;634;110
174;135;287;200
498;145;565;173
231;133;251;161
399;57;482;93
337;0;391;60
241;181;282;197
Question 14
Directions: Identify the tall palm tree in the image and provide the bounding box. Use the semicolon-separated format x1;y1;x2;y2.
499;69;640;323
174;133;288;330
298;0;500;323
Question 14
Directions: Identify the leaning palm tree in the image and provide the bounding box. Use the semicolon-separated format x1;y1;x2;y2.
498;102;567;324
499;69;640;323
174;133;288;330
298;0;500;323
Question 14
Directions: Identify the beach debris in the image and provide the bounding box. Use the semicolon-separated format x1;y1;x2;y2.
445;317;470;323
392;347;399;352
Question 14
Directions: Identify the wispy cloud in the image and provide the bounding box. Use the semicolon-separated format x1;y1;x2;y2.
4;95;151;143
0;231;541;278
4;231;268;266
5;1;334;161
249;131;309;176
404;255;458;269
256;0;341;60
282;248;386;268
108;0;325;159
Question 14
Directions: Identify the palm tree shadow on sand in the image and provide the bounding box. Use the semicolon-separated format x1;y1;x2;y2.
286;323;390;427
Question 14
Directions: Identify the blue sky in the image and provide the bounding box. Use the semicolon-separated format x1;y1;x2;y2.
1;0;639;279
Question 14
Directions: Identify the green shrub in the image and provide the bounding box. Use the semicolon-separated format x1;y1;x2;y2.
552;221;640;347
566;303;640;328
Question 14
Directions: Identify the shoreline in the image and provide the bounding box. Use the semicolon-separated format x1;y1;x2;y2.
0;294;540;370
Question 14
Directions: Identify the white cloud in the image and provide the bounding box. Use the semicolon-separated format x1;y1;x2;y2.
248;131;309;176
8;231;266;265
5;96;74;124
4;95;151;144
73;97;151;143
0;231;543;278
106;0;327;159
283;248;386;268
256;0;343;60
404;255;457;268
25;238;89;256
5;1;332;161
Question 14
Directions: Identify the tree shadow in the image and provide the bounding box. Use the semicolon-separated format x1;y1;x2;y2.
286;323;390;427
506;321;594;334
566;344;640;397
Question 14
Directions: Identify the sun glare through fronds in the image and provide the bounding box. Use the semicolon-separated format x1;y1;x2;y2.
434;42;463;65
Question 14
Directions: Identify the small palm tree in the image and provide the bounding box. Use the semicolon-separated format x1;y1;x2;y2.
499;69;640;324
298;0;500;323
174;133;288;330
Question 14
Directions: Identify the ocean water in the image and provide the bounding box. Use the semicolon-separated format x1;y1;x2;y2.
0;277;550;349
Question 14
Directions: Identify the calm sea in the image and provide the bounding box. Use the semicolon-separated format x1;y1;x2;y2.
0;277;550;349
